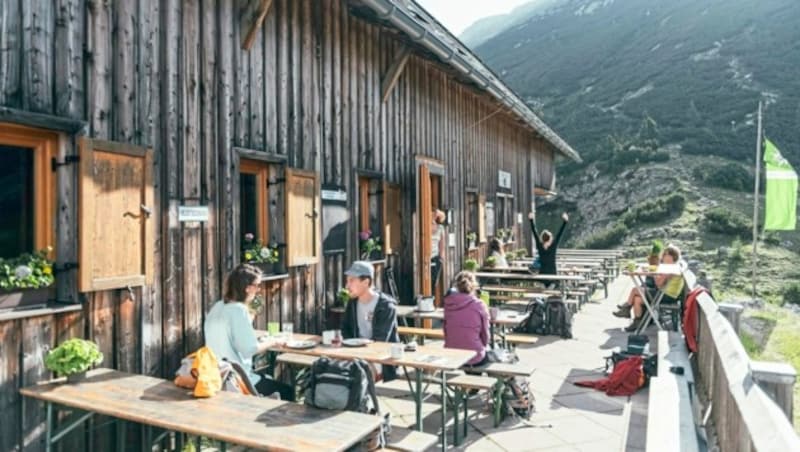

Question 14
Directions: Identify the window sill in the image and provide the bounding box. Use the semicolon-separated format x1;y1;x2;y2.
0;303;83;322
467;246;479;251
260;273;290;283
364;259;387;266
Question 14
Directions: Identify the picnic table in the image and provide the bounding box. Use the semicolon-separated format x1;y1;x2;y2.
19;368;382;452
625;263;683;334
395;306;529;349
256;332;475;450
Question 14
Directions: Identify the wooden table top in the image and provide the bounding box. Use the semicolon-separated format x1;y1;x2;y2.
473;272;584;282
257;332;476;372
395;306;528;326
625;263;683;276
19;368;381;452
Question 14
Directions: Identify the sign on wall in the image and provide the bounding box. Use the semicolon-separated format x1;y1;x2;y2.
178;206;209;222
498;170;511;189
485;202;495;236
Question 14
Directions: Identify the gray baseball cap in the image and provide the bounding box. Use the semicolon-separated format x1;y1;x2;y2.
344;261;374;279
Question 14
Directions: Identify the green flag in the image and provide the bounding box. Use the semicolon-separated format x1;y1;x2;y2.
763;139;797;230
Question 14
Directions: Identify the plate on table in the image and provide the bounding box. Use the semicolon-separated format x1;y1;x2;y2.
285;340;317;350
342;338;373;347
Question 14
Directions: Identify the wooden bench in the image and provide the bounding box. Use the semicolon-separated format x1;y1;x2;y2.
397;326;444;344
383;428;439;452
646;331;700;452
504;333;539;346
446;375;496;446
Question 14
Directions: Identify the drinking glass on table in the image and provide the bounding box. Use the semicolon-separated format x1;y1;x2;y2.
282;323;293;341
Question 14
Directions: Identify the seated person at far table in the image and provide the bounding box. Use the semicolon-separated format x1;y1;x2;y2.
204;263;294;400
486;238;509;268
443;271;490;368
614;244;684;332
341;261;400;381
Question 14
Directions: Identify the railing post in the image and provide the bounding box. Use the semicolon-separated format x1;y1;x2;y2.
750;360;797;421
717;303;744;334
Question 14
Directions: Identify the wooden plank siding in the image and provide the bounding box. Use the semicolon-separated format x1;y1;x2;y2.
0;1;564;450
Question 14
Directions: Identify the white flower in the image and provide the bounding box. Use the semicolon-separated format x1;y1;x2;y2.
259;247;270;259
15;265;32;279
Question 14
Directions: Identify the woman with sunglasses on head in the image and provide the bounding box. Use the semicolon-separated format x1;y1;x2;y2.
204;263;294;400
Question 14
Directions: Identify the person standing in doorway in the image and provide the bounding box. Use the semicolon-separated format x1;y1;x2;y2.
528;211;569;287
431;209;447;292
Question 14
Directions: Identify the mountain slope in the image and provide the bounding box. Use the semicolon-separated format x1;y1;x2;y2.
468;0;800;166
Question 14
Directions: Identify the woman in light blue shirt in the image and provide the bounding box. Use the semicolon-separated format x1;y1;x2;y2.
204;264;293;400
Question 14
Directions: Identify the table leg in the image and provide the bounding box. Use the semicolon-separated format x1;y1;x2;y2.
45;402;53;452
452;387;461;446
415;368;423;431
493;378;504;427
440;372;447;451
116;419;126;452
490;323;496;349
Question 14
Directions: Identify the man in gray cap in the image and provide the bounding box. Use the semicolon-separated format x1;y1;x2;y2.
341;260;399;381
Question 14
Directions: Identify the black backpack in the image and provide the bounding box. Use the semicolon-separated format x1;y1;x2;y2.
516;297;548;335
545;298;572;339
305;358;386;449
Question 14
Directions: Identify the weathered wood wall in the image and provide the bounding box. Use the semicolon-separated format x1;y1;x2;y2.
0;1;557;450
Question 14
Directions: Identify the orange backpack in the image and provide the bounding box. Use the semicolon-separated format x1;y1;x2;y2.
174;346;223;398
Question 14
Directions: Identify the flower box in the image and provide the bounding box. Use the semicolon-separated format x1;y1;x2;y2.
0;286;51;312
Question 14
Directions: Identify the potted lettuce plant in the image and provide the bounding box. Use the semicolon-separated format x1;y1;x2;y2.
45;338;104;383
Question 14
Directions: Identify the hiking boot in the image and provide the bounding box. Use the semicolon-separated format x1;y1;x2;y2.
613;304;632;318
625;317;644;333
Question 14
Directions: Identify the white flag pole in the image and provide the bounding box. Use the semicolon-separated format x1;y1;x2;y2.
752;101;763;300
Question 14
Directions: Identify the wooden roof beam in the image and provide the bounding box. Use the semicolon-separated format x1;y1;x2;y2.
381;45;412;103
241;0;273;50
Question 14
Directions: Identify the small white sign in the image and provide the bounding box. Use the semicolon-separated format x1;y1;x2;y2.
321;189;347;202
448;232;456;248
178;206;209;222
498;170;511;189
517;212;523;224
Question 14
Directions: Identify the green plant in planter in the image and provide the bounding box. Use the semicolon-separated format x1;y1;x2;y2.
514;248;528;258
505;250;517;261
45;338;104;379
248;294;265;317
337;288;352;306
242;233;279;264
463;258;479;272
466;231;477;246
0;247;55;291
485;256;498;268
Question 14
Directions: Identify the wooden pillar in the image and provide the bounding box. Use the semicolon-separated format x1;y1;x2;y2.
750;360;797;422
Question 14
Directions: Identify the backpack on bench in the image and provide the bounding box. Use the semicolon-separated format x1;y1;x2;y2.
304;357;388;450
516;297;548;335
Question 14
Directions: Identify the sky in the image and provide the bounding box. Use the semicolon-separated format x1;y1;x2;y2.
416;0;532;36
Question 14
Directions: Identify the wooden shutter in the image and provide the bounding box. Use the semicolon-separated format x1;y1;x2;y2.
418;164;432;296
383;182;401;255
285;168;319;266
478;194;486;243
358;177;370;232
79;138;154;292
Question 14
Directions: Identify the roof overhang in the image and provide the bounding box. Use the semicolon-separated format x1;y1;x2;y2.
352;0;582;163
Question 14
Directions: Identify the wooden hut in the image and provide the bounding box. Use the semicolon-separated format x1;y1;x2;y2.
0;0;580;449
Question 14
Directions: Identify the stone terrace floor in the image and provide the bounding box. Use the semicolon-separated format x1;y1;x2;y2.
377;275;651;451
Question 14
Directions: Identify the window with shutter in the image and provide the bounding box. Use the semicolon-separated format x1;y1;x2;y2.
79;138;154;292
358;175;384;260
285;168;319;266
383;182;401;255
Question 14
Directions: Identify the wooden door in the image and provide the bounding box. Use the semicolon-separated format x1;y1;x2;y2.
418;164;432;297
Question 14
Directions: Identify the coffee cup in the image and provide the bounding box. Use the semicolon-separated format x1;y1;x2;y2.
322;330;334;346
390;343;404;359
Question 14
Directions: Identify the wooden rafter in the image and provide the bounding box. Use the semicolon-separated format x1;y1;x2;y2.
240;0;273;50
381;45;412;103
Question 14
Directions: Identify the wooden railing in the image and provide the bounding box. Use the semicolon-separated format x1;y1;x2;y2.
695;291;800;450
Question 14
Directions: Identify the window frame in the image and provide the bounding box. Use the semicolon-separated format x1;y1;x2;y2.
239;158;270;247
357;171;385;261
0;123;58;257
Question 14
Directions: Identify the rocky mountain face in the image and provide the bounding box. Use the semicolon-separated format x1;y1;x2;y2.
463;0;800;254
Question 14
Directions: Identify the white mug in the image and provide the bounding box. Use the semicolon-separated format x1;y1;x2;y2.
322;330;334;345
390;343;404;359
